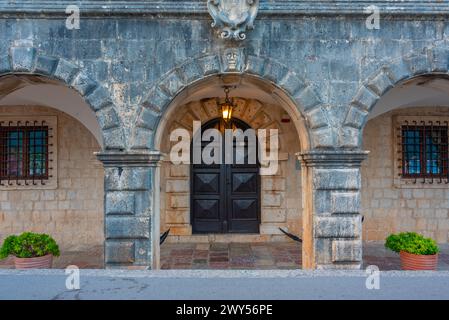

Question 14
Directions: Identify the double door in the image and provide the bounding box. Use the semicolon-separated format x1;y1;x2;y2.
191;118;260;234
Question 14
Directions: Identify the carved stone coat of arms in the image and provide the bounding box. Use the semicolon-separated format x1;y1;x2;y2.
207;0;259;41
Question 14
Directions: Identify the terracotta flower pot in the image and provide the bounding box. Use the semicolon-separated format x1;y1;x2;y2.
14;254;53;269
400;251;438;271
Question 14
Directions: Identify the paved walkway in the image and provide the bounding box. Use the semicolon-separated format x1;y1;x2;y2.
160;242;301;269
1;269;449;300
1;242;449;270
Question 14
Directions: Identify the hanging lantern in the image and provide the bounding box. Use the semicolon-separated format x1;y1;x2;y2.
220;87;234;122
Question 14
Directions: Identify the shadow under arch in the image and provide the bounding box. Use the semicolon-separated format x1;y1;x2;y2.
0;75;104;147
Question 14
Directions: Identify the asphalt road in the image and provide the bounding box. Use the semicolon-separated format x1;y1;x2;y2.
0;269;449;300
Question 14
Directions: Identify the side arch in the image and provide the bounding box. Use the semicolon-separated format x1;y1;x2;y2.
0;45;125;150
342;46;449;148
131;50;333;151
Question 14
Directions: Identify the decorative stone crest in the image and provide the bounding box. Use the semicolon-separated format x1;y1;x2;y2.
207;0;259;41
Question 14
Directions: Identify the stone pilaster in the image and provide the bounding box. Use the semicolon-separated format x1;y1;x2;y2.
97;151;163;269
299;150;368;269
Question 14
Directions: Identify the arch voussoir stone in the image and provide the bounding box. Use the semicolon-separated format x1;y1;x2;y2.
34;55;58;76
142;86;171;113
383;58;412;83
262;60;289;84
311;127;335;148
278;71;305;96
96;106;121;131
294;86;322;111
179;60;203;84
198;54;222;75
307;105;329;130
404;54;433;76
159;69;187;98
72;72;98;96
366;69;394;97
85;86;113;111
10;46;37;72
351;86;379;112
244;55;266;76
53;58;80;85
428;47;449;72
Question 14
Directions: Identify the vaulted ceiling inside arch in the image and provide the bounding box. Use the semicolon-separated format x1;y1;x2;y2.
370;75;449;120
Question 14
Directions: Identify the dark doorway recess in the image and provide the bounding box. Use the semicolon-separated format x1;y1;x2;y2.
191;118;260;234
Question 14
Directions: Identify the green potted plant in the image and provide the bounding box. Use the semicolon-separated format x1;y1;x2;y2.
0;232;60;269
385;232;439;270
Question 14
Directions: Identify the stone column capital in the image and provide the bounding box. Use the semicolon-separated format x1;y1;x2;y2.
298;150;369;168
96;151;165;167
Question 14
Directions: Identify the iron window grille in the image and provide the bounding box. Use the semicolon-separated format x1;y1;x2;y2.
0;120;53;186
397;120;449;184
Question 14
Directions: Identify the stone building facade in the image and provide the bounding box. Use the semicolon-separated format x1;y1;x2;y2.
1;1;449;270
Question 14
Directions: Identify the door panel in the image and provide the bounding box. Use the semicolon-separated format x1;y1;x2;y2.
227;167;260;233
232;172;258;193
194;199;220;219
191;118;260;234
193;172;220;193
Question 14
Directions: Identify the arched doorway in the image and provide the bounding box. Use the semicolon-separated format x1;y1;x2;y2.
191;118;260;234
154;73;309;269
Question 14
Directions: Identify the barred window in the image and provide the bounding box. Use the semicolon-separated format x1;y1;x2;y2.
0;121;51;185
399;121;448;181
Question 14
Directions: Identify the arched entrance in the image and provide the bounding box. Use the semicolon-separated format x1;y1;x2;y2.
361;74;449;247
341;48;449;269
191;118;261;234
0;73;108;267
154;73;310;269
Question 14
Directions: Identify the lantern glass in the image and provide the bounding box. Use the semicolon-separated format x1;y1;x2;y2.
221;102;233;122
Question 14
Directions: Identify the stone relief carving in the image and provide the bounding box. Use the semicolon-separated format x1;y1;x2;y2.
207;0;259;41
221;47;245;72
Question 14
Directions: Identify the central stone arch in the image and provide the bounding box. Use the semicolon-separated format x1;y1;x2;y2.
131;49;333;151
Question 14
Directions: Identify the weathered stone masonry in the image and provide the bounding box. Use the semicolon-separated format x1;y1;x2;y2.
1;1;449;269
97;152;162;268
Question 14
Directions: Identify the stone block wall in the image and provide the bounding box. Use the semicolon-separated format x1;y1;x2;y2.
0;106;104;251
362;107;449;243
159;98;302;242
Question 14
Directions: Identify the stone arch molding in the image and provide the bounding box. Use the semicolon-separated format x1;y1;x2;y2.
342;46;449;148
132;49;333;150
0;44;125;150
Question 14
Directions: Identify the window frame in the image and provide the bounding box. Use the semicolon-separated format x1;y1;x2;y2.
0;115;57;190
400;124;448;179
0;125;49;180
394;115;449;187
